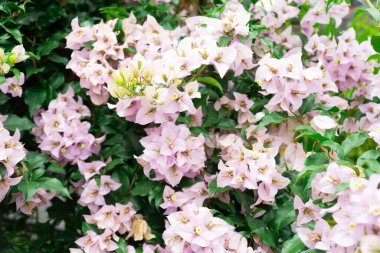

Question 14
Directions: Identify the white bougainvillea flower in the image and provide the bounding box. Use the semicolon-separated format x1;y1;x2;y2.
311;115;337;131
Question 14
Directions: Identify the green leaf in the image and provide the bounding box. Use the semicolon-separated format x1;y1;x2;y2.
219;36;232;47
25;151;50;169
367;53;380;63
12;68;21;80
82;222;98;233
320;140;344;159
245;217;277;248
37;33;66;57
18;181;39;203
355;8;380;22
48;72;65;89
0;24;22;43
4;114;35;131
294;125;316;133
25;85;47;115
197;76;223;93
31;168;45;181
274;202;296;230
209;179;230;194
295;165;327;183
256;112;290;130
304;153;329;167
281;235;305;253
216;119;237;130
0;93;10;105
371;36;380;53
114;19;125;42
357;150;380;174
116;238;127;253
0;76;5;86
299;93;316;114
334;182;349;194
148;184;165;210
341;132;368;156
48;53;68;65
104;158;125;172
39;177;71;199
296;131;329;142
131;177;157;196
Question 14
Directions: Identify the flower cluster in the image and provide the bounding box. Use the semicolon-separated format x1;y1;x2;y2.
305;28;377;92
163;204;255;253
255;53;342;114
67;3;254;125
66;18;119;104
0;115;26;203
295;164;380;252
0;115;57;215
136;122;206;186
160;182;208;214
217;130;289;205
0;45;28;97
108;55;200;125
73;155;157;252
11;188;55;215
33;87;104;165
215;91;262;127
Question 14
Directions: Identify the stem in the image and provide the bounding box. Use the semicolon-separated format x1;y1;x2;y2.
364;0;375;9
187;64;207;84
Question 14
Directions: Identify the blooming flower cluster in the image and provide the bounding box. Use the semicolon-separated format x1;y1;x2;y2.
66;2;255;125
305;29;378;92
160;182;208;214
33;87;104;165
163;204;256;253
0;115;57;215
0;45;28;97
136;122;206;186
74;158;158;252
215;91;262;127
66;18;119;104
294;164;380;252
255;53;342;114
0;115;26;203
217;130;289;205
11;188;55;215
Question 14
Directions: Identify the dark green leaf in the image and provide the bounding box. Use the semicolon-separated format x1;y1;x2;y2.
37;33;66;57
131;177;157;196
39;177;71;199
0;24;22;43
116;238;127;253
341;132;368;156
209;179;230;194
371;36;380;53
216;119;237;130
197;76;223;93
219;36;232;47
18;181;39;203
25;151;50;169
256;112;290;130
25;85;47;115
281;235;305;253
4;114;35;131
274;202;296;230
304;153;329;167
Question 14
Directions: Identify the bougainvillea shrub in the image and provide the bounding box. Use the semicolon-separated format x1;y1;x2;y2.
1;0;380;252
